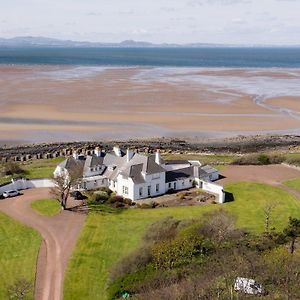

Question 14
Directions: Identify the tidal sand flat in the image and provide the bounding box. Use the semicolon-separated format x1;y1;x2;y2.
1;65;300;144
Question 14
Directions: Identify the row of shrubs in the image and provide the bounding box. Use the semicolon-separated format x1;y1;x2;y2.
232;153;284;165
90;187;160;209
90;188;134;208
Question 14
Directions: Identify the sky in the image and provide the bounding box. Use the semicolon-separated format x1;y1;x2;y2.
0;0;299;45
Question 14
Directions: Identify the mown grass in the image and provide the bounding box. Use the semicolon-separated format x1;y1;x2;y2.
0;212;41;299
64;182;300;300
162;153;237;165
0;157;64;184
31;199;61;216
284;177;300;193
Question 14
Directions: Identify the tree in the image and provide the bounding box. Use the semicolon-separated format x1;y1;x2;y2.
198;209;238;246
51;165;82;210
283;217;300;254
263;202;277;234
7;278;32;300
2;161;25;176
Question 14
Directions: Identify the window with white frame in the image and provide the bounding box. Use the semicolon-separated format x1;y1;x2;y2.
123;186;129;195
139;187;143;197
156;184;159;192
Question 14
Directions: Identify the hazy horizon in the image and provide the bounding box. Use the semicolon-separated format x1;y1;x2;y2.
1;0;300;46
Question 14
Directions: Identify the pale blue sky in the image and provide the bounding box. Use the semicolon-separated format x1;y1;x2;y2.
0;0;299;45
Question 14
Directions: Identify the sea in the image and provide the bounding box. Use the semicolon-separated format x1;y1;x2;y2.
0;47;300;67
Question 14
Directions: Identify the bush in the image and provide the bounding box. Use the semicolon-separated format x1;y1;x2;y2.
143;217;181;243
285;157;300;166
92;191;109;203
99;186;113;196
232;153;284;165
151;234;205;270
139;203;153;209
123;198;133;206
2;161;25;176
108;195;123;204
110;245;153;281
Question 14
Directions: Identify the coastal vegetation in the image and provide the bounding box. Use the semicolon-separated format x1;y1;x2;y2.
63;182;300;300
31;198;61;216
108;212;300;299
0;212;41;299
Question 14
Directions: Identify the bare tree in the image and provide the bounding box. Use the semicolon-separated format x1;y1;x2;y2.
263;202;277;234
51;166;82;210
199;209;238;246
7;277;32;300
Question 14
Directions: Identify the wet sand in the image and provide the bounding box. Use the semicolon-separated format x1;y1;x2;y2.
1;65;300;144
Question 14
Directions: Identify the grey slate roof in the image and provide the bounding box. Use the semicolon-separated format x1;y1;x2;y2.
58;157;84;172
201;165;218;174
166;166;194;183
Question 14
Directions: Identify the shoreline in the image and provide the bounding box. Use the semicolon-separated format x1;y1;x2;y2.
1;135;300;160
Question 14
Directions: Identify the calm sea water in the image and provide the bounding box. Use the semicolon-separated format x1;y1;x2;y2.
0;47;300;68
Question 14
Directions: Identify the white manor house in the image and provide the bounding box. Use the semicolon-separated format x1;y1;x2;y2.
54;146;221;201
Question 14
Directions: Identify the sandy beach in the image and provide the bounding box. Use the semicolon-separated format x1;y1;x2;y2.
1;65;300;144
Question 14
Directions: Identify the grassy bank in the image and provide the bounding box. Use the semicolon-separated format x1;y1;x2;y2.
284;177;300;193
0;212;41;299
31;199;61;216
64;182;300;300
0;157;64;184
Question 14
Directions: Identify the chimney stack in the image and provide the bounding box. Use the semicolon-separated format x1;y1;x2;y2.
126;148;134;162
155;149;162;165
113;145;122;157
94;147;102;157
73;150;79;160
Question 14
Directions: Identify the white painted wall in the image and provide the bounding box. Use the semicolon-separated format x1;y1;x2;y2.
166;177;194;192
196;179;225;204
0;178;55;194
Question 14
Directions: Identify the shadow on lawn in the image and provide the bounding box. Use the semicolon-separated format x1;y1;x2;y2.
224;191;235;203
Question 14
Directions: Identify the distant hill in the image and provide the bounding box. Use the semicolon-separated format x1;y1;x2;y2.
0;36;298;48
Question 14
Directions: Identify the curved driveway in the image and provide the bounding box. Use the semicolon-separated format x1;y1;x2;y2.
0;188;86;300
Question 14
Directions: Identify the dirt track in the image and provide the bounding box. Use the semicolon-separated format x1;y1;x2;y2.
219;164;300;186
0;188;86;300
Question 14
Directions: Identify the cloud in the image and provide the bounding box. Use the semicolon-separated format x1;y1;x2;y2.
187;0;251;6
86;12;102;16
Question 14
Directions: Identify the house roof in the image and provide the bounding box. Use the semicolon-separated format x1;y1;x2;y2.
120;153;165;177
164;160;189;165
201;165;218;174
128;164;146;184
58;157;84;172
166;166;194;183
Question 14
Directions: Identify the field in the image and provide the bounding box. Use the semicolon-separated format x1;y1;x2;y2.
0;212;41;299
63;182;300;300
284;177;300;193
162;153;238;165
31;198;61;216
0;157;64;184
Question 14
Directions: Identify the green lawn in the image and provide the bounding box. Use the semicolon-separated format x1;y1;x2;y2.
0;212;41;299
31;199;61;216
162;153;237;165
63;182;300;300
283;177;300;193
0;157;64;184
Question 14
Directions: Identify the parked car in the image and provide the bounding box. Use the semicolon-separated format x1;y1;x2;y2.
2;190;20;198
234;277;265;295
70;190;85;200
